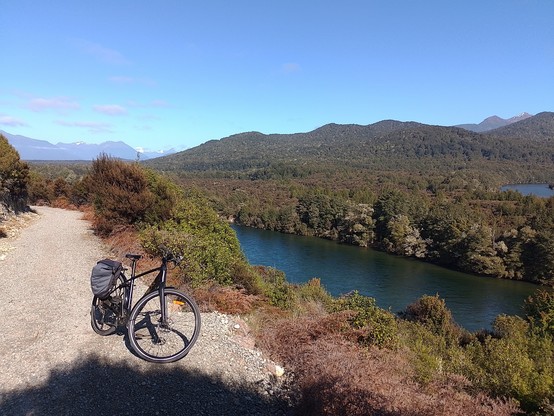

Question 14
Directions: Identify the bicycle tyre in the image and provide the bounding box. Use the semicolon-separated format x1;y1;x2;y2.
127;288;201;363
90;275;126;336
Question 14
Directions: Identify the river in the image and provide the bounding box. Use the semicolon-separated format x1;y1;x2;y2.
233;225;541;332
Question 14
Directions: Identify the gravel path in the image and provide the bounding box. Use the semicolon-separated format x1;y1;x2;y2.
0;207;293;416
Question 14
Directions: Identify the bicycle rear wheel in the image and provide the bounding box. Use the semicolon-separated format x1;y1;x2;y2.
91;275;125;336
128;289;201;363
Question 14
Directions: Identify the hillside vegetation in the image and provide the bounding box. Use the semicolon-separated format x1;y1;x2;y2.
145;112;554;184
142;112;554;286
489;111;554;142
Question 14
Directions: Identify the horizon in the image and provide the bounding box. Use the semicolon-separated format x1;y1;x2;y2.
1;1;553;150
0;110;543;153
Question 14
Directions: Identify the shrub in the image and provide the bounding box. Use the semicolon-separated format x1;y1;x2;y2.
463;314;554;412
85;155;155;235
140;196;246;287
256;267;297;309
228;262;265;295
401;294;462;344
295;278;334;311
332;291;398;349
258;314;519;416
524;289;554;337
142;169;181;224
192;284;261;314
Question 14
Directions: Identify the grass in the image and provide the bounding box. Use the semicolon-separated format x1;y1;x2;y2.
256;312;520;416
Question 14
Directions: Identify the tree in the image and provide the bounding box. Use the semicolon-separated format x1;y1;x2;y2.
0;134;29;212
372;190;428;247
85;154;155;235
384;214;428;257
457;223;505;276
402;294;461;343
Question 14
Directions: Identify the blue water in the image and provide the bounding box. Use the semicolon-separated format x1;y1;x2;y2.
233;225;541;332
501;183;554;197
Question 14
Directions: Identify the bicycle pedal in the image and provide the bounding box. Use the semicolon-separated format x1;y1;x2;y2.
134;331;151;340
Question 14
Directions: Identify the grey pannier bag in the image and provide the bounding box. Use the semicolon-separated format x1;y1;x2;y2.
90;259;123;300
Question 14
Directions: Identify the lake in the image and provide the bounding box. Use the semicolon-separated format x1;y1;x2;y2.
501;183;554;197
233;225;541;332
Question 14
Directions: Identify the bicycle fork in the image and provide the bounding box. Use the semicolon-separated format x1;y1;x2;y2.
158;265;169;327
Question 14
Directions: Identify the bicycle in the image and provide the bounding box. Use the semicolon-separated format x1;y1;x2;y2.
90;251;201;363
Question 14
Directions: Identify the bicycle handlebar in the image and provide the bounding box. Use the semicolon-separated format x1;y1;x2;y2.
159;245;183;266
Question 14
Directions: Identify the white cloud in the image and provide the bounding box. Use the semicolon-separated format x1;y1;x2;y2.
0;115;28;127
93;104;128;116
73;39;131;65
55;120;113;134
27;97;80;112
281;63;301;74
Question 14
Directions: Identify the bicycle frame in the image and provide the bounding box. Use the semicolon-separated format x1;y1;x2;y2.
116;256;171;326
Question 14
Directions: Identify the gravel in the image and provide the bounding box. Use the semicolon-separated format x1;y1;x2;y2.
0;207;295;416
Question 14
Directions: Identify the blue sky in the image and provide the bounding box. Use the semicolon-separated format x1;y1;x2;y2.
1;1;553;151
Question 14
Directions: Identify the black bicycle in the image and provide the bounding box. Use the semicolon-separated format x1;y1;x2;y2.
90;252;201;363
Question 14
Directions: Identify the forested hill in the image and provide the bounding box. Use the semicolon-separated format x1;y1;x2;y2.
486;111;554;142
145;112;554;176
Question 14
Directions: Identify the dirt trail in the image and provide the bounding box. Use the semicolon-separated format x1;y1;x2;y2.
0;207;292;416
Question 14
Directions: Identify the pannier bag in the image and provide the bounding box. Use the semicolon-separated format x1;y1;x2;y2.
91;259;123;299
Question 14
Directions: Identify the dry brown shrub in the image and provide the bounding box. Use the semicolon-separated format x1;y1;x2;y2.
104;228;145;260
103;228;164;277
79;205;95;222
258;314;520;416
193;284;263;314
51;197;76;210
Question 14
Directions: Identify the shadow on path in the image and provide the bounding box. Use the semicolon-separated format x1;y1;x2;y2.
0;355;294;416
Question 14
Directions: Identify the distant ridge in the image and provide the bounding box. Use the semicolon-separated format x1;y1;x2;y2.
0;130;175;161
455;112;533;132
486;111;554;142
144;112;554;173
3;111;549;162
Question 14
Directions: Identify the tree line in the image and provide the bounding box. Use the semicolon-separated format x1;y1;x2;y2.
181;170;554;286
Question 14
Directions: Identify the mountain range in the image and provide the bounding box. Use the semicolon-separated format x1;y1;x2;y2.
0;130;177;161
144;112;554;175
0;112;544;161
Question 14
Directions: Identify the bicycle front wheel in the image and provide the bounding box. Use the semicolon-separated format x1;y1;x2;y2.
128;289;201;363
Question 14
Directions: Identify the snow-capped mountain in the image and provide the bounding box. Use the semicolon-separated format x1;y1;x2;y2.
1;130;177;161
456;113;533;132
